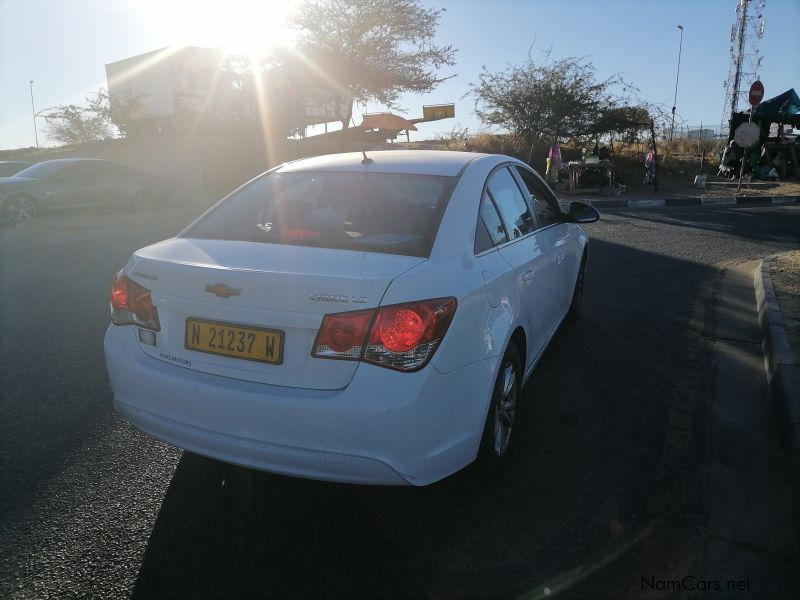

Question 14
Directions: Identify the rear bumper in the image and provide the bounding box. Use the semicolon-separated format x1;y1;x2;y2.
104;325;497;485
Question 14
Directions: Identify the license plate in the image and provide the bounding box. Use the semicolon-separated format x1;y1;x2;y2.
185;319;284;364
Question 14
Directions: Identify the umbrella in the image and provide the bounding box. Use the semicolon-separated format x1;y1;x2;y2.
360;113;418;131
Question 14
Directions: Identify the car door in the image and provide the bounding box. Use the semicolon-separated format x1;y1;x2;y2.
483;165;557;368
80;161;127;207
99;162;139;206
511;165;581;321
46;162;96;208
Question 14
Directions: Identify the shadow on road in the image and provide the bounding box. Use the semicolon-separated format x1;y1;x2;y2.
130;239;724;599
615;205;800;246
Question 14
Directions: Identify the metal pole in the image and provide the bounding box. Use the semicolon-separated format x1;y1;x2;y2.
699;121;705;173
736;107;753;193
669;25;684;141
29;80;39;149
649;119;658;194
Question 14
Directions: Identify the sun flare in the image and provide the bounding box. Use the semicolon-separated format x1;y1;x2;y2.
136;0;299;61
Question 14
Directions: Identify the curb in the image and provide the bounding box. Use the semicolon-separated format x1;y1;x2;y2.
586;195;800;209
754;253;800;510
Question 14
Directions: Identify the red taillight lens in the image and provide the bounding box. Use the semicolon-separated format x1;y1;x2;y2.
311;308;373;359
111;278;128;311
109;272;160;331
374;307;427;352
311;298;457;371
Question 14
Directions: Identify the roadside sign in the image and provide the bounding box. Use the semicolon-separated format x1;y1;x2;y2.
748;80;764;106
422;104;455;121
734;121;760;147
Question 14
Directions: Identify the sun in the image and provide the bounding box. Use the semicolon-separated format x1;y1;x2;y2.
136;0;299;61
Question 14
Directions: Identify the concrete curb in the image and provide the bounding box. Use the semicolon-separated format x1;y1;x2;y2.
754;253;800;508
586;195;800;209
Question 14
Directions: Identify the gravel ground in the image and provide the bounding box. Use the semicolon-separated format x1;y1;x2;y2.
770;250;800;364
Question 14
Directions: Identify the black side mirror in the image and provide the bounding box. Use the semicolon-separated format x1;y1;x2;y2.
567;201;600;224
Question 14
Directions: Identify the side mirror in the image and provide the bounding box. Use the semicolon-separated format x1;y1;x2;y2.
566;201;599;224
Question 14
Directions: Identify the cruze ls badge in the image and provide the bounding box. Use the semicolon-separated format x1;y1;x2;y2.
205;283;241;298
309;294;367;303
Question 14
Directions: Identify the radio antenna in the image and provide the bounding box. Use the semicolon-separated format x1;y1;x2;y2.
361;147;373;165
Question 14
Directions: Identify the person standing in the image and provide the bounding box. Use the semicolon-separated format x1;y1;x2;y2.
545;142;562;188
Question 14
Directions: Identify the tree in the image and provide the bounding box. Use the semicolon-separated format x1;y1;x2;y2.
41;88;143;145
471;53;648;153
289;0;456;128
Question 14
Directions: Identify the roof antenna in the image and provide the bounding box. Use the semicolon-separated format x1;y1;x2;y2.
361;146;373;165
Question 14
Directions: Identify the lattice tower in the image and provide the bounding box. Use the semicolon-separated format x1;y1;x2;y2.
720;0;766;137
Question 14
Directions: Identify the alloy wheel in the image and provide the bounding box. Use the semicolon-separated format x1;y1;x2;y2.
493;362;517;456
6;197;36;224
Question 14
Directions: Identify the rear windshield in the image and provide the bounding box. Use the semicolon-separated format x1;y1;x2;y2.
184;171;456;257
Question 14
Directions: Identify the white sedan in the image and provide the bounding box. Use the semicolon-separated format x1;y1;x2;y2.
104;150;598;486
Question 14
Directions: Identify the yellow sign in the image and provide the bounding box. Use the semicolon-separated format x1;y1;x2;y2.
422;104;455;121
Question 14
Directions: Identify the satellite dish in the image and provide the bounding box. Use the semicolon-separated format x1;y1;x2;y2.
734;122;760;147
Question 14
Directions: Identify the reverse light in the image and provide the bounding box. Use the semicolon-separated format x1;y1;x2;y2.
311;298;457;371
110;272;161;331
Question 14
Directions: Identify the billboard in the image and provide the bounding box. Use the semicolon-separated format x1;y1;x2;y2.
422;104;455;121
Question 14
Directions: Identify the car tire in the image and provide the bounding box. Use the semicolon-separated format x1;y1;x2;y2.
566;252;587;322
2;194;39;224
477;342;522;471
132;190;157;212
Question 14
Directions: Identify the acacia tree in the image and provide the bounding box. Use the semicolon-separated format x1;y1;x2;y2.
471;54;648;153
41;88;143;145
289;0;457;128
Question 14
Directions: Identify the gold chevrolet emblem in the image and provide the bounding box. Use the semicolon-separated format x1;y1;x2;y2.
205;283;241;298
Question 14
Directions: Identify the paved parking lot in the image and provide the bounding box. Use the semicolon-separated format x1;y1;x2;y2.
1;204;799;598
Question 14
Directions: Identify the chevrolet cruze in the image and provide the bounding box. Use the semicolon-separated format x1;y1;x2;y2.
104;150;598;485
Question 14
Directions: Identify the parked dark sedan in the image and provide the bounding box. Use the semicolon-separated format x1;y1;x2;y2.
0;158;168;224
0;161;32;178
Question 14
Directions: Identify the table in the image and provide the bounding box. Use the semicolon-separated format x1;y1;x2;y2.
567;159;616;196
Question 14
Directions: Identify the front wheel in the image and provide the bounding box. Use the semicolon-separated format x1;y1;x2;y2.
131;190;157;212
477;343;522;471
566;253;587;322
3;195;38;224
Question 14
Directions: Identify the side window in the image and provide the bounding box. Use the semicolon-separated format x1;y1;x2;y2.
69;162;102;179
513;166;561;228
486;167;535;238
474;191;508;253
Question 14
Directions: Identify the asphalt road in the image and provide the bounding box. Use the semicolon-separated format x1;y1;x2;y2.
1;204;799;599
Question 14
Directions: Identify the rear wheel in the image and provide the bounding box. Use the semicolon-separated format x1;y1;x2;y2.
3;195;38;224
477;343;521;471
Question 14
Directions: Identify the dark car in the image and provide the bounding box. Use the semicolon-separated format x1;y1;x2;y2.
0;161;32;178
0;158;168;224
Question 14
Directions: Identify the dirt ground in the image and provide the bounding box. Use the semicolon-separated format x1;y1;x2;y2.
605;153;800;199
770;251;800;365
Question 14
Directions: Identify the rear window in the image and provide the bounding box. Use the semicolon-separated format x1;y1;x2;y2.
14;161;69;179
184;171;456;257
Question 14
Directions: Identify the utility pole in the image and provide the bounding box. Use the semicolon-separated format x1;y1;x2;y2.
669;25;684;141
29;80;39;149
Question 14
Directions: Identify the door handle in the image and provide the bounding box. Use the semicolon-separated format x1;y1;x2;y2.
556;253;566;264
521;270;536;282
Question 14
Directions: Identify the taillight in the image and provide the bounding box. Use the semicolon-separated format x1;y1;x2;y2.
311;308;373;359
109;272;160;331
311;298;457;372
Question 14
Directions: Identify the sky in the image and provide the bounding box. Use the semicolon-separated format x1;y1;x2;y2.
1;0;798;150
